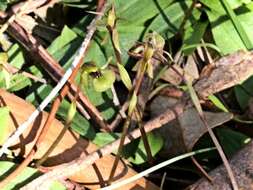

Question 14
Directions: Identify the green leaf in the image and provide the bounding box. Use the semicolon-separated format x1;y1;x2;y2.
82;82;116;121
7;44;25;69
27;84;96;140
147;1;201;39
206;8;253;54
200;0;251;14
117;63;132;90
100;25;145;65
234;76;253;110
220;0;253;49
58;99;96;139
208;95;229;112
115;0;173;25
0;44;32;91
0;161;66;190
47;26;78;58
128;132;164;165
93;132;119;146
93;132;164;165
183;20;208;55
216;128;250;156
0;107;9;145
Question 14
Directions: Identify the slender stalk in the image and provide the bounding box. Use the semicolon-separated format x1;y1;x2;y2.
135;107;154;164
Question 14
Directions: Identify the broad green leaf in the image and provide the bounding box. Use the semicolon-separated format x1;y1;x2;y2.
0;107;9;145
216;128;250;156
57;99;96;139
93;132;119;146
0;44;32;91
147;1;201;39
7;44;25;69
220;0;253;49
128;132;164;165
246;1;253;10
26;85;96;139
115;0;173;25
93;132;163;164
206;9;253;54
200;0;251;14
0;161;66;190
117;63;132;90
8;74;31;92
82;82;116;121
183;20;208;55
234;76;253;110
100;25;145;65
47;26;78;56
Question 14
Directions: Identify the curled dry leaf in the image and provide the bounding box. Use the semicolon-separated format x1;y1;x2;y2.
0;89;158;190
